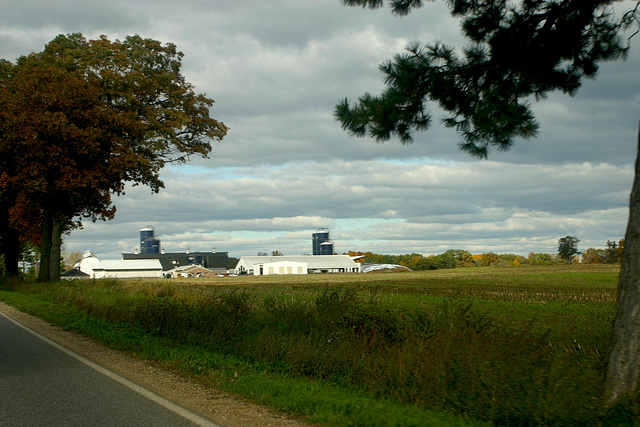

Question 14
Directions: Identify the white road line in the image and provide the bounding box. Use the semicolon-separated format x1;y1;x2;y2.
0;311;223;427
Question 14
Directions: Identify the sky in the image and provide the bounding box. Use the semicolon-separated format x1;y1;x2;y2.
1;0;639;260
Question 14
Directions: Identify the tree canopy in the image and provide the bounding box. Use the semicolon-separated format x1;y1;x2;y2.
336;0;639;157
0;34;228;281
557;235;580;263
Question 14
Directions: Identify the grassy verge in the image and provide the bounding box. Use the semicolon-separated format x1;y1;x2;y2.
0;285;474;426
0;265;635;425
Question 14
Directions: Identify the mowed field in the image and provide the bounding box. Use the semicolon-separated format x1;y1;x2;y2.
0;264;627;426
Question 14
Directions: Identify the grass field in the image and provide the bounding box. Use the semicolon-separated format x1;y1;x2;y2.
1;264;634;426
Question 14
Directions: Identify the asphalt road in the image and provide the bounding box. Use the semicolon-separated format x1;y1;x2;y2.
0;311;220;427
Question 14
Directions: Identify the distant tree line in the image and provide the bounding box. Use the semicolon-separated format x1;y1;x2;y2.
348;238;623;271
349;249;544;270
582;239;625;265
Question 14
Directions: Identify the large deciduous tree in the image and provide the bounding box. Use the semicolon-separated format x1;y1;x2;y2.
0;58;24;279
336;0;640;405
557;235;580;264
0;34;228;282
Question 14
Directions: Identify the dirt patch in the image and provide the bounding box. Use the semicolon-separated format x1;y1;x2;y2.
0;301;310;427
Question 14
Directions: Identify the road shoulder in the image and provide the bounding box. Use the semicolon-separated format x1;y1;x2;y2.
0;301;309;427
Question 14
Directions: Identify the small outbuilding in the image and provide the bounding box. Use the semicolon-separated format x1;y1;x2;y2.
62;268;90;280
163;264;225;278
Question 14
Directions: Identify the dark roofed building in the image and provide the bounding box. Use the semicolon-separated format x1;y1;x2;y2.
62;268;90;279
122;251;230;271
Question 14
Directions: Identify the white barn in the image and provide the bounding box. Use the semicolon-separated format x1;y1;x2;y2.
74;254;163;279
234;255;361;276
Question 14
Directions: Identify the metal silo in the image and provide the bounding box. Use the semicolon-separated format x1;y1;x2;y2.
140;226;154;243
312;228;330;255
140;225;161;254
319;240;334;255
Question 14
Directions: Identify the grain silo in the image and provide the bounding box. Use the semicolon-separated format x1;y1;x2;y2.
312;228;332;255
140;226;161;254
319;240;334;255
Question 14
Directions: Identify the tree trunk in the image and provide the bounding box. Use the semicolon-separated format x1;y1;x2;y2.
0;223;21;279
49;219;62;282
37;213;52;283
605;120;640;404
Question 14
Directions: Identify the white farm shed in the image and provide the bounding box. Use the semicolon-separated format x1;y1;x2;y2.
74;255;163;279
235;255;361;276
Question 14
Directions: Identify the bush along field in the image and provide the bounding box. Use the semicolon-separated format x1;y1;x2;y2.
1;264;635;426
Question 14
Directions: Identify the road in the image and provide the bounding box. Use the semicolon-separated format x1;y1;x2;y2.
0;311;220;427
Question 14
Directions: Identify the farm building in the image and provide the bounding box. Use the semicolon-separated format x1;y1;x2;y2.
122;249;230;271
121;226;230;271
71;253;163;279
163;264;227;278
234;255;362;276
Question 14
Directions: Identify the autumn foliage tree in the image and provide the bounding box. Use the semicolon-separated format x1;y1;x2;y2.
582;239;624;263
337;0;640;405
0;34;228;282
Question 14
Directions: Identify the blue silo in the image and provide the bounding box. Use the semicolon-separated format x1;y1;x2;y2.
319;240;334;255
140;226;161;254
312;228;331;255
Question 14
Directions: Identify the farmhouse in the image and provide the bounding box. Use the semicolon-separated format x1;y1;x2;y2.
234;255;362;276
71;253;163;279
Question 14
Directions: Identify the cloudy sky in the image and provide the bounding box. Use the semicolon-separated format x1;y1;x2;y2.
2;0;639;260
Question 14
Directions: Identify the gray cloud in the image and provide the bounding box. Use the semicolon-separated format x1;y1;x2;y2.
0;0;147;34
64;160;631;258
1;0;636;260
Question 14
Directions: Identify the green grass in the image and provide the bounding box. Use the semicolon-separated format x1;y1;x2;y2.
0;264;632;426
0;287;472;426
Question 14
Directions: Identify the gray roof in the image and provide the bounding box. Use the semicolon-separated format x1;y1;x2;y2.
91;259;162;271
63;269;90;277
